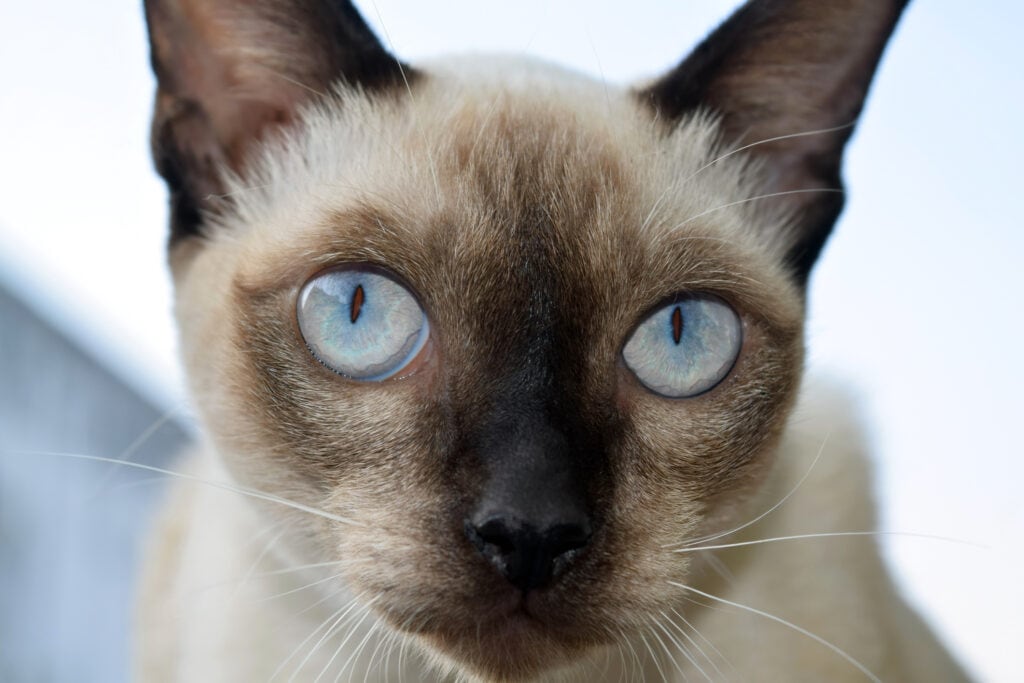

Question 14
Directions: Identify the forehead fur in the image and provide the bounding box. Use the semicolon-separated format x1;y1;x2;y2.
200;56;797;289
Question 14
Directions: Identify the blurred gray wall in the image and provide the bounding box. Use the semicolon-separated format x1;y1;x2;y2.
0;283;190;682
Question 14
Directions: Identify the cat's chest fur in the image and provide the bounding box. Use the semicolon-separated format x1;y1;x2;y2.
136;1;967;680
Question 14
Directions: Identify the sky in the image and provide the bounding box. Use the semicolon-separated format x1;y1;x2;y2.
1;1;1021;680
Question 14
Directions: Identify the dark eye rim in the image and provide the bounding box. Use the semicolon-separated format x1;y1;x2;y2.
295;262;432;383
620;291;745;400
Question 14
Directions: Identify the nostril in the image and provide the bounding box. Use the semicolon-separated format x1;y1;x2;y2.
545;521;592;557
473;517;518;553
464;515;592;592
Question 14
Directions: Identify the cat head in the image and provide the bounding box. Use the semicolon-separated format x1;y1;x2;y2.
145;1;906;679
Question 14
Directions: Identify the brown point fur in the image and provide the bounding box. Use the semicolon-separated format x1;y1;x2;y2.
168;68;806;679
140;2;966;681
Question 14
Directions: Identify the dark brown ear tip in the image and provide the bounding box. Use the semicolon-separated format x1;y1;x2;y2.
638;0;910;285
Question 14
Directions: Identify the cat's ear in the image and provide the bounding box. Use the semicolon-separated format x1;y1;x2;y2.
639;0;909;284
144;0;412;241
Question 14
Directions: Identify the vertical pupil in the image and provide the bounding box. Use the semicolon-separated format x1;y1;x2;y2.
350;284;366;323
671;306;683;345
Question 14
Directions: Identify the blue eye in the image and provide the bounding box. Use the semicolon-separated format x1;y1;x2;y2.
297;267;429;381
622;295;742;398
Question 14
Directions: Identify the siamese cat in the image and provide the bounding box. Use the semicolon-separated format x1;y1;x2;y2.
137;0;968;680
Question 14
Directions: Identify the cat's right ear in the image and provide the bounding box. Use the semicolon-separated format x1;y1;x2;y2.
144;0;412;242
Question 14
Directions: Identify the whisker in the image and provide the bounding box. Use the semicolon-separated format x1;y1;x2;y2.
584;27;613;118
391;611;419;683
271;593;360;682
613;636;628;683
664;610;723;682
638;629;668;682
232;526;287;599
269;70;329;100
383;628;404;683
597;632;613;681
667;431;830;549
670;607;733;680
362;621;390;683
682;122;857;186
87;406;183;498
247;559;349;581
659;611;711;682
291;584;351;621
668;581;881;683
304;596;379;683
364;0;443;209
14;450;363;527
699;551;735;586
257;571;346;604
333;611;383;683
639;185;673;234
617;625;643;682
98;474;172;496
676;530;985;554
650;615;697;682
189;556;346;597
670;188;844;232
209;183;272;201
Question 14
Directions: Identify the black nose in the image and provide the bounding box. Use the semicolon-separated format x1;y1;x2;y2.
465;514;592;592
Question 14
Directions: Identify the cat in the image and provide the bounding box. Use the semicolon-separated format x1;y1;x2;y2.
136;0;969;680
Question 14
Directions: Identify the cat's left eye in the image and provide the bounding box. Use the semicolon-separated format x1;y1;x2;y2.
622;294;742;398
297;266;429;381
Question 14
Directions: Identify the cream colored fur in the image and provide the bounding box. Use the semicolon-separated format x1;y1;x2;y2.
137;57;966;681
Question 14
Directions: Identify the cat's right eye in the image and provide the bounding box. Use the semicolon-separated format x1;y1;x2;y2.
297;266;429;381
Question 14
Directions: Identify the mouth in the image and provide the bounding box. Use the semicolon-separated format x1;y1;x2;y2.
396;591;608;682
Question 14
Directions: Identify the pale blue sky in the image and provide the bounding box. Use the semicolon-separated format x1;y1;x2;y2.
0;1;1021;680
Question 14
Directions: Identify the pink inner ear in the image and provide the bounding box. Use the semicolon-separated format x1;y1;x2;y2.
152;2;309;174
145;0;412;240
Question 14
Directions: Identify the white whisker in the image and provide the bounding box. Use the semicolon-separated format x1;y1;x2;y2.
232;527;286;599
88;406;183;497
248;560;349;580
333;611;382;683
669;581;881;683
364;0;443;209
305;596;379;683
271;593;359;682
638;629;668;682
670;607;733;680
618;625;643;682
15;450;363;527
671;188;843;232
668;431;829;549
362;622;391;683
257;571;345;603
651;615;697;682
270;70;329;99
683;122;857;186
676;530;984;554
699;551;735;586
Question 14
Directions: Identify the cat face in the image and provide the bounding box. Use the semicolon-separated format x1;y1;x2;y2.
145;1;907;679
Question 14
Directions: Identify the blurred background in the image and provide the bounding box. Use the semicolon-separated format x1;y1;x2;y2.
0;1;1020;680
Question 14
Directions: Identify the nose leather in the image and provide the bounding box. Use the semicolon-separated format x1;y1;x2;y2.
465;417;592;591
465;511;592;591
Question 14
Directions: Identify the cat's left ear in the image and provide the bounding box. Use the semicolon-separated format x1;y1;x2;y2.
144;0;412;242
639;0;909;284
